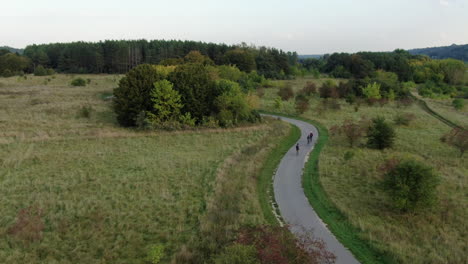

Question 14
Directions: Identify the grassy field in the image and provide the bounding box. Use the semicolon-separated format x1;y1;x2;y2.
0;74;291;263
423;98;468;129
260;76;467;264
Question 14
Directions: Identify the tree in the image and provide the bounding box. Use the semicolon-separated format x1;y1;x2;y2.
184;50;213;65
223;48;256;72
150;80;183;122
113;64;166;126
367;117;395;149
169;63;216;122
383;159;439;212
441;128;468;157
362;82;382;100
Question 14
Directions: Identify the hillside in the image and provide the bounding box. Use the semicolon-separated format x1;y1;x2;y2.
408;44;468;62
0;46;24;54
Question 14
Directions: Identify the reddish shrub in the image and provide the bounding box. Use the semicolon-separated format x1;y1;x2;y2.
237;225;335;264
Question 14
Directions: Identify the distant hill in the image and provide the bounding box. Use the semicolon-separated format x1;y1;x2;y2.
0;46;24;54
408;44;468;62
298;54;323;59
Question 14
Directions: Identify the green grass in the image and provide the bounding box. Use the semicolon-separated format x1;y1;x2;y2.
260;76;468;264
257;120;301;225
0;74;292;263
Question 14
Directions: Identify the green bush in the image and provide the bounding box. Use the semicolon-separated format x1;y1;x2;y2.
367;117;395;149
146;244;165;264
452;98;464;110
384;159;439;212
213;244;259;264
113;64;165;126
71;78;87;87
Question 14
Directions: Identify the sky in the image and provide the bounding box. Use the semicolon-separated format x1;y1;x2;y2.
1;0;467;54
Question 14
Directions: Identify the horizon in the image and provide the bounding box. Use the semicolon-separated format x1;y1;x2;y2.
1;0;467;54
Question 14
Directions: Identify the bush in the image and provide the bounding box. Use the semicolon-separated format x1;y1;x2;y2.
319;80;338;98
441;128;468;157
34;65;48;76
71;78;86;87
367;117;395;149
113;64;166;126
394;113;416;126
383;159;439;212
452;98;464;110
77;105;93;118
277;84;294;101
301;82;317;96
213;244;259;264
295;94;310;114
146;244;165;264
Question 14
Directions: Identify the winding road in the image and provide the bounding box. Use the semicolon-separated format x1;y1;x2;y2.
266;115;360;264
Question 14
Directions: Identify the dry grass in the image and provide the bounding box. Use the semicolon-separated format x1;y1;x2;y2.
0;74;290;263
260;76;468;264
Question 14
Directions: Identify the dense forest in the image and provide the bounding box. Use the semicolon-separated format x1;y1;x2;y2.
21;40;298;79
409;44;468;62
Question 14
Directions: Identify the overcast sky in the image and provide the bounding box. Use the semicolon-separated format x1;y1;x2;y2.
1;0;467;54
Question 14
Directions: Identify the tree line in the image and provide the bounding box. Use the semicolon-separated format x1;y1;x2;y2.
20;40;298;78
300;49;467;98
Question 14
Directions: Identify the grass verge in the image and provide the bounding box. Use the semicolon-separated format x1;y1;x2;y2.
257;119;301;225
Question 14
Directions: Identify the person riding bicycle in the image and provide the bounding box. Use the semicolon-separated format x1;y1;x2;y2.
296;143;300;155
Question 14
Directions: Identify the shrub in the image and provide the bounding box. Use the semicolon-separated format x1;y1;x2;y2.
331;119;369;147
441;128;468;157
34;65;48;76
146;244;165;264
362;82;382;100
319;80;338;98
274;97;283;110
394;113;416;126
367;117;395;149
77;105;93;118
383;159;439;212
295;94;309;114
213;244;259;264
71;78;87;87
236;225;335;264
277;84;294;101
452;98;464;110
301;82;317;96
113;64;165;126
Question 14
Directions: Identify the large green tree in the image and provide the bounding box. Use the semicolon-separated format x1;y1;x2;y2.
169;63;216;122
113;64;166;126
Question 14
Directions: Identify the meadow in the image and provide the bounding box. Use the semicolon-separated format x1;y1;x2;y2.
260;75;467;264
0;74;291;263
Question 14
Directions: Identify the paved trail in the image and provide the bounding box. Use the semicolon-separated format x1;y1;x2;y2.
266;115;360;264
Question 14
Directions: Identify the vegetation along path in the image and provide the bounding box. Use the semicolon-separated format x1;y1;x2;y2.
265;114;360;264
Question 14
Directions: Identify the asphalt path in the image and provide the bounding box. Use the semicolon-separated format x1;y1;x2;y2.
265;114;360;264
